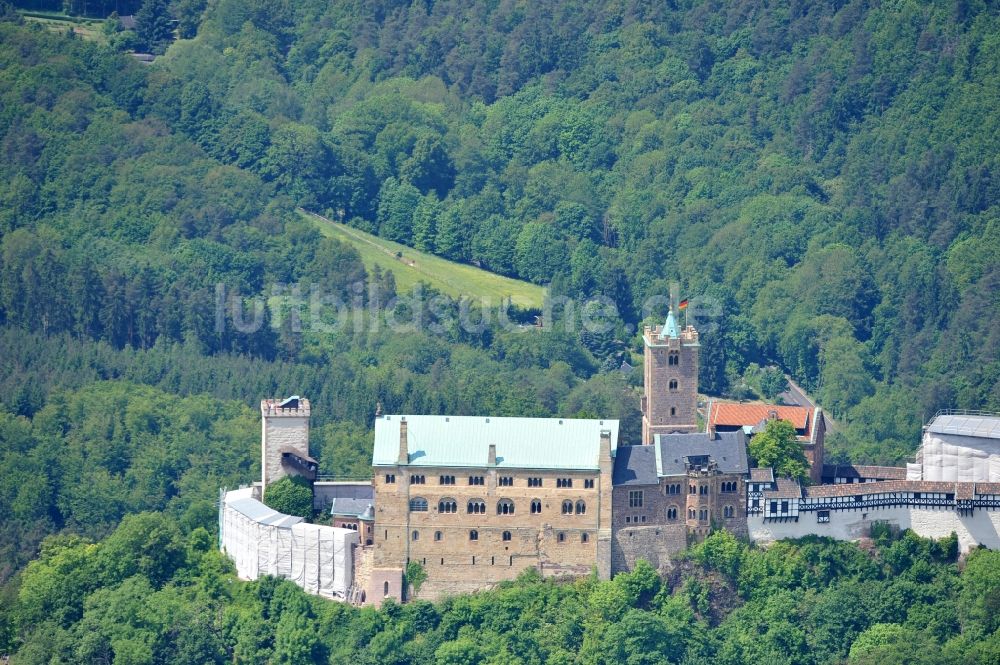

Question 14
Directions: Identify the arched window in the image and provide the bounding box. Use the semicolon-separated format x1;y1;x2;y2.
530;499;542;514
575;500;586;515
469;530;478;541
688;508;695;519
412;530;419;541
667;507;678;520
669;351;679;366
502;531;512;542
434;531;442;541
383;581;389;597
724;505;734;518
409;497;428;512
438;498;458;513
557;532;566;543
497;499;515;515
669;379;678;390
561;500;573;515
467;499;486;514
689;484;696;494
581;533;589;543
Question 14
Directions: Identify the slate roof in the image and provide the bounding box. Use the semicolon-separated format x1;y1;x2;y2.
330;497;374;520
654;431;749;477
708;402;812;432
612;445;658;486
372;415;619;470
822;464;907;480
750;467;775;483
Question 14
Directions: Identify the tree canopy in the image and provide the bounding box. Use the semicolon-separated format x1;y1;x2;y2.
749;419;810;482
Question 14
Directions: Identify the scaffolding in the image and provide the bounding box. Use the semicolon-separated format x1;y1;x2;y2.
220;487;358;599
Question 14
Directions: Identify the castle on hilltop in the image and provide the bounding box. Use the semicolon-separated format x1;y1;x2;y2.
219;309;1000;606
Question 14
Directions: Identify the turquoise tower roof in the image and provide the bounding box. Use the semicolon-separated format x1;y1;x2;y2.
660;308;680;339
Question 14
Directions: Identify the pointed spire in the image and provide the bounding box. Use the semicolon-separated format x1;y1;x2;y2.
661;308;680;339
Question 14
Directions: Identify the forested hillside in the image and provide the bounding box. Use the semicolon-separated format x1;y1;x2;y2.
152;0;1000;462
7;525;1000;663
1;0;1000;661
3;0;999;464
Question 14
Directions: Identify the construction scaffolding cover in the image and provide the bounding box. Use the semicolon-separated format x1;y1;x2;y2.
220;488;358;599
920;414;1000;482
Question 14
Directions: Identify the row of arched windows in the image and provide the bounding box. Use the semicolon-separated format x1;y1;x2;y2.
409;497;587;515
417;530;590;544
721;481;738;493
561;500;587;515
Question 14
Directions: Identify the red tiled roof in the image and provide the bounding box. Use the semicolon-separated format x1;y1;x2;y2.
804;480;960;498
765;477;802;498
975;483;1000;495
709;402;811;431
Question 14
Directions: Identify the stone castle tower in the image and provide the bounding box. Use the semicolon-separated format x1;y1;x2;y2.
261;396;316;489
641;309;699;443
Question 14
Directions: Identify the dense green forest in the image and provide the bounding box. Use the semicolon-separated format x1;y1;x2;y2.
1;0;1000;661
6;524;1000;663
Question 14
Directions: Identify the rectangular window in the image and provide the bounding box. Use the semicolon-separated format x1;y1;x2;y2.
527;477;542;487
817;510;830;523
629;490;644;508
498;476;513;487
469;476;484;486
385;474;395;484
770;501;777;514
781;501;789;513
439;475;455;485
584;479;595;489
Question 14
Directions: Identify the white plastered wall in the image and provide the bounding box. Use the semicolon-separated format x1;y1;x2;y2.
749;506;1000;552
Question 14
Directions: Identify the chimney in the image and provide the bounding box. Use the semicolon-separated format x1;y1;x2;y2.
488;443;497;466
398;417;408;465
599;430;612;463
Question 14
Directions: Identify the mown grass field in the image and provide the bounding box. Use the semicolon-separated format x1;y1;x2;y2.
300;209;546;309
21;12;108;43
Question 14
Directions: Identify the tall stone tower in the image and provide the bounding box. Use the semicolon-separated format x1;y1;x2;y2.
261;396;315;490
641;309;699;443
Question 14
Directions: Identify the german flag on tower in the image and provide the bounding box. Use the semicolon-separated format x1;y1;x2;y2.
678;298;689;310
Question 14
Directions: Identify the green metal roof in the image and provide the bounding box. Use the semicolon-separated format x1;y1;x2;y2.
372;415;619;470
660;309;679;339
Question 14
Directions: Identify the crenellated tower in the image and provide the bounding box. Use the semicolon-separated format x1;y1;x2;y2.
641;309;699;443
261;396;316;490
